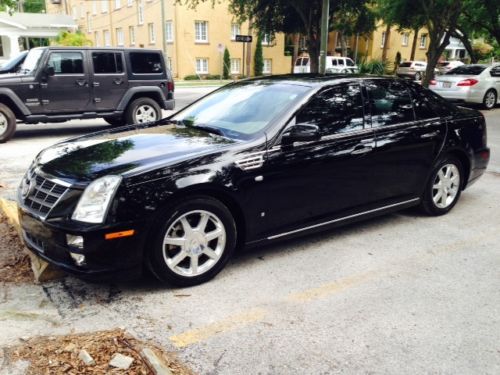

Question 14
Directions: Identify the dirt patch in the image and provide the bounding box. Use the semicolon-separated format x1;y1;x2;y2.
3;329;194;375
0;212;33;283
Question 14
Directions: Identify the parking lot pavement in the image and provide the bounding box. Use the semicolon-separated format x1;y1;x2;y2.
0;104;499;374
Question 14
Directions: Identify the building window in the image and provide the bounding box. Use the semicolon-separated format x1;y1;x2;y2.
129;26;135;45
419;34;427;48
165;20;173;42
402;32;409;46
80;4;85;18
262;33;271;45
148;23;156;44
115;0;121;10
231;23;240;40
92;1;97;15
72;5;77;19
103;30;111;46
138;1;144;25
127;0;133;6
263;59;272;74
116;28;124;46
196;58;208;74
381;31;386;48
94;31;100;47
230;58;240;74
195;21;208;43
101;0;108;13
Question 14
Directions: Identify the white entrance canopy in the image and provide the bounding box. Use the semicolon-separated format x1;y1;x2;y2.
0;12;77;61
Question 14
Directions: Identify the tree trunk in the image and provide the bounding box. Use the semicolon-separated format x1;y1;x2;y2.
309;36;320;73
340;33;348;57
292;33;300;73
410;27;419;60
452;29;477;63
423;31;452;87
381;23;391;62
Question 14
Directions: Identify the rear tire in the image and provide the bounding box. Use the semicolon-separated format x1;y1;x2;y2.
0;103;16;143
483;89;497;110
125;97;161;125
147;196;237;286
420;156;463;216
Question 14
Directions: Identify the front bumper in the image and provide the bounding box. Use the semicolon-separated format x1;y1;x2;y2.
18;208;148;281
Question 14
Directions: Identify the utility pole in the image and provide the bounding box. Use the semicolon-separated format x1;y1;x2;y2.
160;0;167;60
319;0;330;74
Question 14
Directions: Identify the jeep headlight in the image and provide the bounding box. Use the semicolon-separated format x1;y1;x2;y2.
72;176;122;224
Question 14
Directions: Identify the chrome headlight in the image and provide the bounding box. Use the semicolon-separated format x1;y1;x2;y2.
72;175;122;224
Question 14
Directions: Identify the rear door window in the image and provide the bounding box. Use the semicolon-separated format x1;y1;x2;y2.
92;52;124;74
295;58;303;66
399;62;412;68
130;52;163;74
365;80;415;127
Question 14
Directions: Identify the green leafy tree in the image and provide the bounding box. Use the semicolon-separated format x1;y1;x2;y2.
53;31;92;47
462;0;500;48
223;47;231;79
254;34;263;76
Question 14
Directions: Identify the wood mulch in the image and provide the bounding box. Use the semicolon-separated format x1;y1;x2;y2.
4;329;194;375
0;211;33;283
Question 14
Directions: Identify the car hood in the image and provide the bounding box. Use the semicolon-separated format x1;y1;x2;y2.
36;124;237;182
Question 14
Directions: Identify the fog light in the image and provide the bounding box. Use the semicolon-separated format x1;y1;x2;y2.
66;234;84;249
69;252;86;266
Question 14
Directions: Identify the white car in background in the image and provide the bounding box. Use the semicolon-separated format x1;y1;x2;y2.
436;60;464;75
294;56;358;74
396;61;427;81
430;64;500;109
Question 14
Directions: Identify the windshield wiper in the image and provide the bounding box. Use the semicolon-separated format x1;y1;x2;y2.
192;125;225;136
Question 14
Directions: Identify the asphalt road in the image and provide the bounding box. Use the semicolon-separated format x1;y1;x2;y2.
0;88;499;374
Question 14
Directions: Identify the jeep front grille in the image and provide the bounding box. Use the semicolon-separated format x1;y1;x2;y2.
22;172;69;218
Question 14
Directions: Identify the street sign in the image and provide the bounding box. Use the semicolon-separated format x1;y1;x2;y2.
235;35;253;43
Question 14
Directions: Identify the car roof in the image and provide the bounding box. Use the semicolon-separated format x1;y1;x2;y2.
240;74;401;88
30;46;163;53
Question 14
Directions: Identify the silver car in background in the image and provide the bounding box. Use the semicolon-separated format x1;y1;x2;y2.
430;64;500;109
396;61;427;81
436;60;464;75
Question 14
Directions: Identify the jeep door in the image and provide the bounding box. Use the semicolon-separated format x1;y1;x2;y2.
90;51;128;111
41;51;91;113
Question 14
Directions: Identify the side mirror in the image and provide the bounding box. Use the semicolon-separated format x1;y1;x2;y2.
44;66;55;77
281;124;321;146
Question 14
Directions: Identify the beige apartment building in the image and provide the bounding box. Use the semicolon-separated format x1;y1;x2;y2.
45;0;292;78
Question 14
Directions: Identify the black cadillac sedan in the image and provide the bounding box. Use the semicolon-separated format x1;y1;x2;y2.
18;75;490;286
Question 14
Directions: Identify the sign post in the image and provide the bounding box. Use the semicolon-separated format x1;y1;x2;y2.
217;43;224;82
235;35;253;77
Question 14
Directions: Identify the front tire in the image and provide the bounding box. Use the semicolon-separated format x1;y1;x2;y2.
148;197;237;286
125;97;161;125
0;103;17;143
420;157;463;216
483;89;497;110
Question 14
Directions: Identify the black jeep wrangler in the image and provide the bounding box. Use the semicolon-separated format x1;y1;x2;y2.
0;47;174;143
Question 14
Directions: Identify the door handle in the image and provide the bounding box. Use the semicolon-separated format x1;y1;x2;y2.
351;146;372;155
113;78;123;85
75;79;87;87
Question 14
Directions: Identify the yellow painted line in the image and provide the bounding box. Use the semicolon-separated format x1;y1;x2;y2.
169;308;267;348
286;272;374;303
0;198;20;229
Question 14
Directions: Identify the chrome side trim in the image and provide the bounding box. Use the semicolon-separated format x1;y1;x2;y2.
267;198;420;240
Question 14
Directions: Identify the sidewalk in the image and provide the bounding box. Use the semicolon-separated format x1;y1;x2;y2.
174;79;234;88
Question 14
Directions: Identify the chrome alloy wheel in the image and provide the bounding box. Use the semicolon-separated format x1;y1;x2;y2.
485;91;496;109
162;210;226;277
134;104;158;123
432;164;460;209
0;112;7;137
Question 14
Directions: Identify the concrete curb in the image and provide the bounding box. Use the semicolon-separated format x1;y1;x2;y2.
0;198;65;283
141;348;173;375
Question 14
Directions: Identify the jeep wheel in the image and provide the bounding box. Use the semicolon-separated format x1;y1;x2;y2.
104;116;126;127
0;103;16;143
125;97;161;124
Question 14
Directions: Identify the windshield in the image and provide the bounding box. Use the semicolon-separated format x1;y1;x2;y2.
0;51;27;71
171;81;310;140
19;49;45;75
446;65;486;75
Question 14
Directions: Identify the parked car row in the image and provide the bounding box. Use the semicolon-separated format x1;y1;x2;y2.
294;56;359;74
0;47;175;143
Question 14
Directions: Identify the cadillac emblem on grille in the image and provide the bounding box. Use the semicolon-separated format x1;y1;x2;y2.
20;176;34;199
